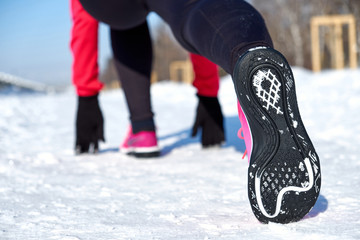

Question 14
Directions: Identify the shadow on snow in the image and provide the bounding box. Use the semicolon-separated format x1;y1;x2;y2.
305;194;329;219
158;115;245;156
99;115;246;156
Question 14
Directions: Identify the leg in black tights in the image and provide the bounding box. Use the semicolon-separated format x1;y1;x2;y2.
110;22;155;133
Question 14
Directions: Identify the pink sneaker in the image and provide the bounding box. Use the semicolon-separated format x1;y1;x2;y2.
237;101;252;162
120;127;160;158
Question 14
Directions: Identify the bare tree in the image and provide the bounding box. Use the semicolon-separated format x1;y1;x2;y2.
152;22;188;81
100;57;118;87
253;0;360;69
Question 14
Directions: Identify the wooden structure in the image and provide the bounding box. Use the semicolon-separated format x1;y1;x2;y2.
169;60;193;84
311;15;357;72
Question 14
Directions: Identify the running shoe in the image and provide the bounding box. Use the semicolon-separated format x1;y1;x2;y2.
233;47;321;223
120;127;160;158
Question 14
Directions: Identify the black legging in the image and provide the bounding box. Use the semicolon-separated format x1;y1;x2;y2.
80;0;273;132
110;23;155;133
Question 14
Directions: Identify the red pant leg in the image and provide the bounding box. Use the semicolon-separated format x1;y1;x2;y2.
70;0;103;96
190;53;219;97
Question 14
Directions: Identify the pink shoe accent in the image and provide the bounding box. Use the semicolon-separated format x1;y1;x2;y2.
120;127;160;154
237;128;248;160
237;101;252;163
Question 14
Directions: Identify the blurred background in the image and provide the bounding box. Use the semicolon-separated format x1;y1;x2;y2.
0;0;360;90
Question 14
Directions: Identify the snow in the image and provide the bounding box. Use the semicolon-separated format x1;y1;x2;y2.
1;67;360;239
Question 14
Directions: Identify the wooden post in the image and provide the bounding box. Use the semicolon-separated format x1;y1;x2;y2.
151;71;158;84
334;23;344;69
311;18;321;72
349;17;357;69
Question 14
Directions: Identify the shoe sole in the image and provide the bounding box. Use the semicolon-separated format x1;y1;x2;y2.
129;151;161;158
120;147;161;158
232;48;321;223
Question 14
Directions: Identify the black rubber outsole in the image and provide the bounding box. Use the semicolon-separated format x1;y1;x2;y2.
127;150;161;158
233;48;321;224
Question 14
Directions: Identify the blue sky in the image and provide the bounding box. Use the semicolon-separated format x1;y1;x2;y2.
0;0;160;86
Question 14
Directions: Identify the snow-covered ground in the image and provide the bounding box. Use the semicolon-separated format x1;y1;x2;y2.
1;68;360;239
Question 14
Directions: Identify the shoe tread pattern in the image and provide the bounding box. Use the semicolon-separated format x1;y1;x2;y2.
233;48;321;223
